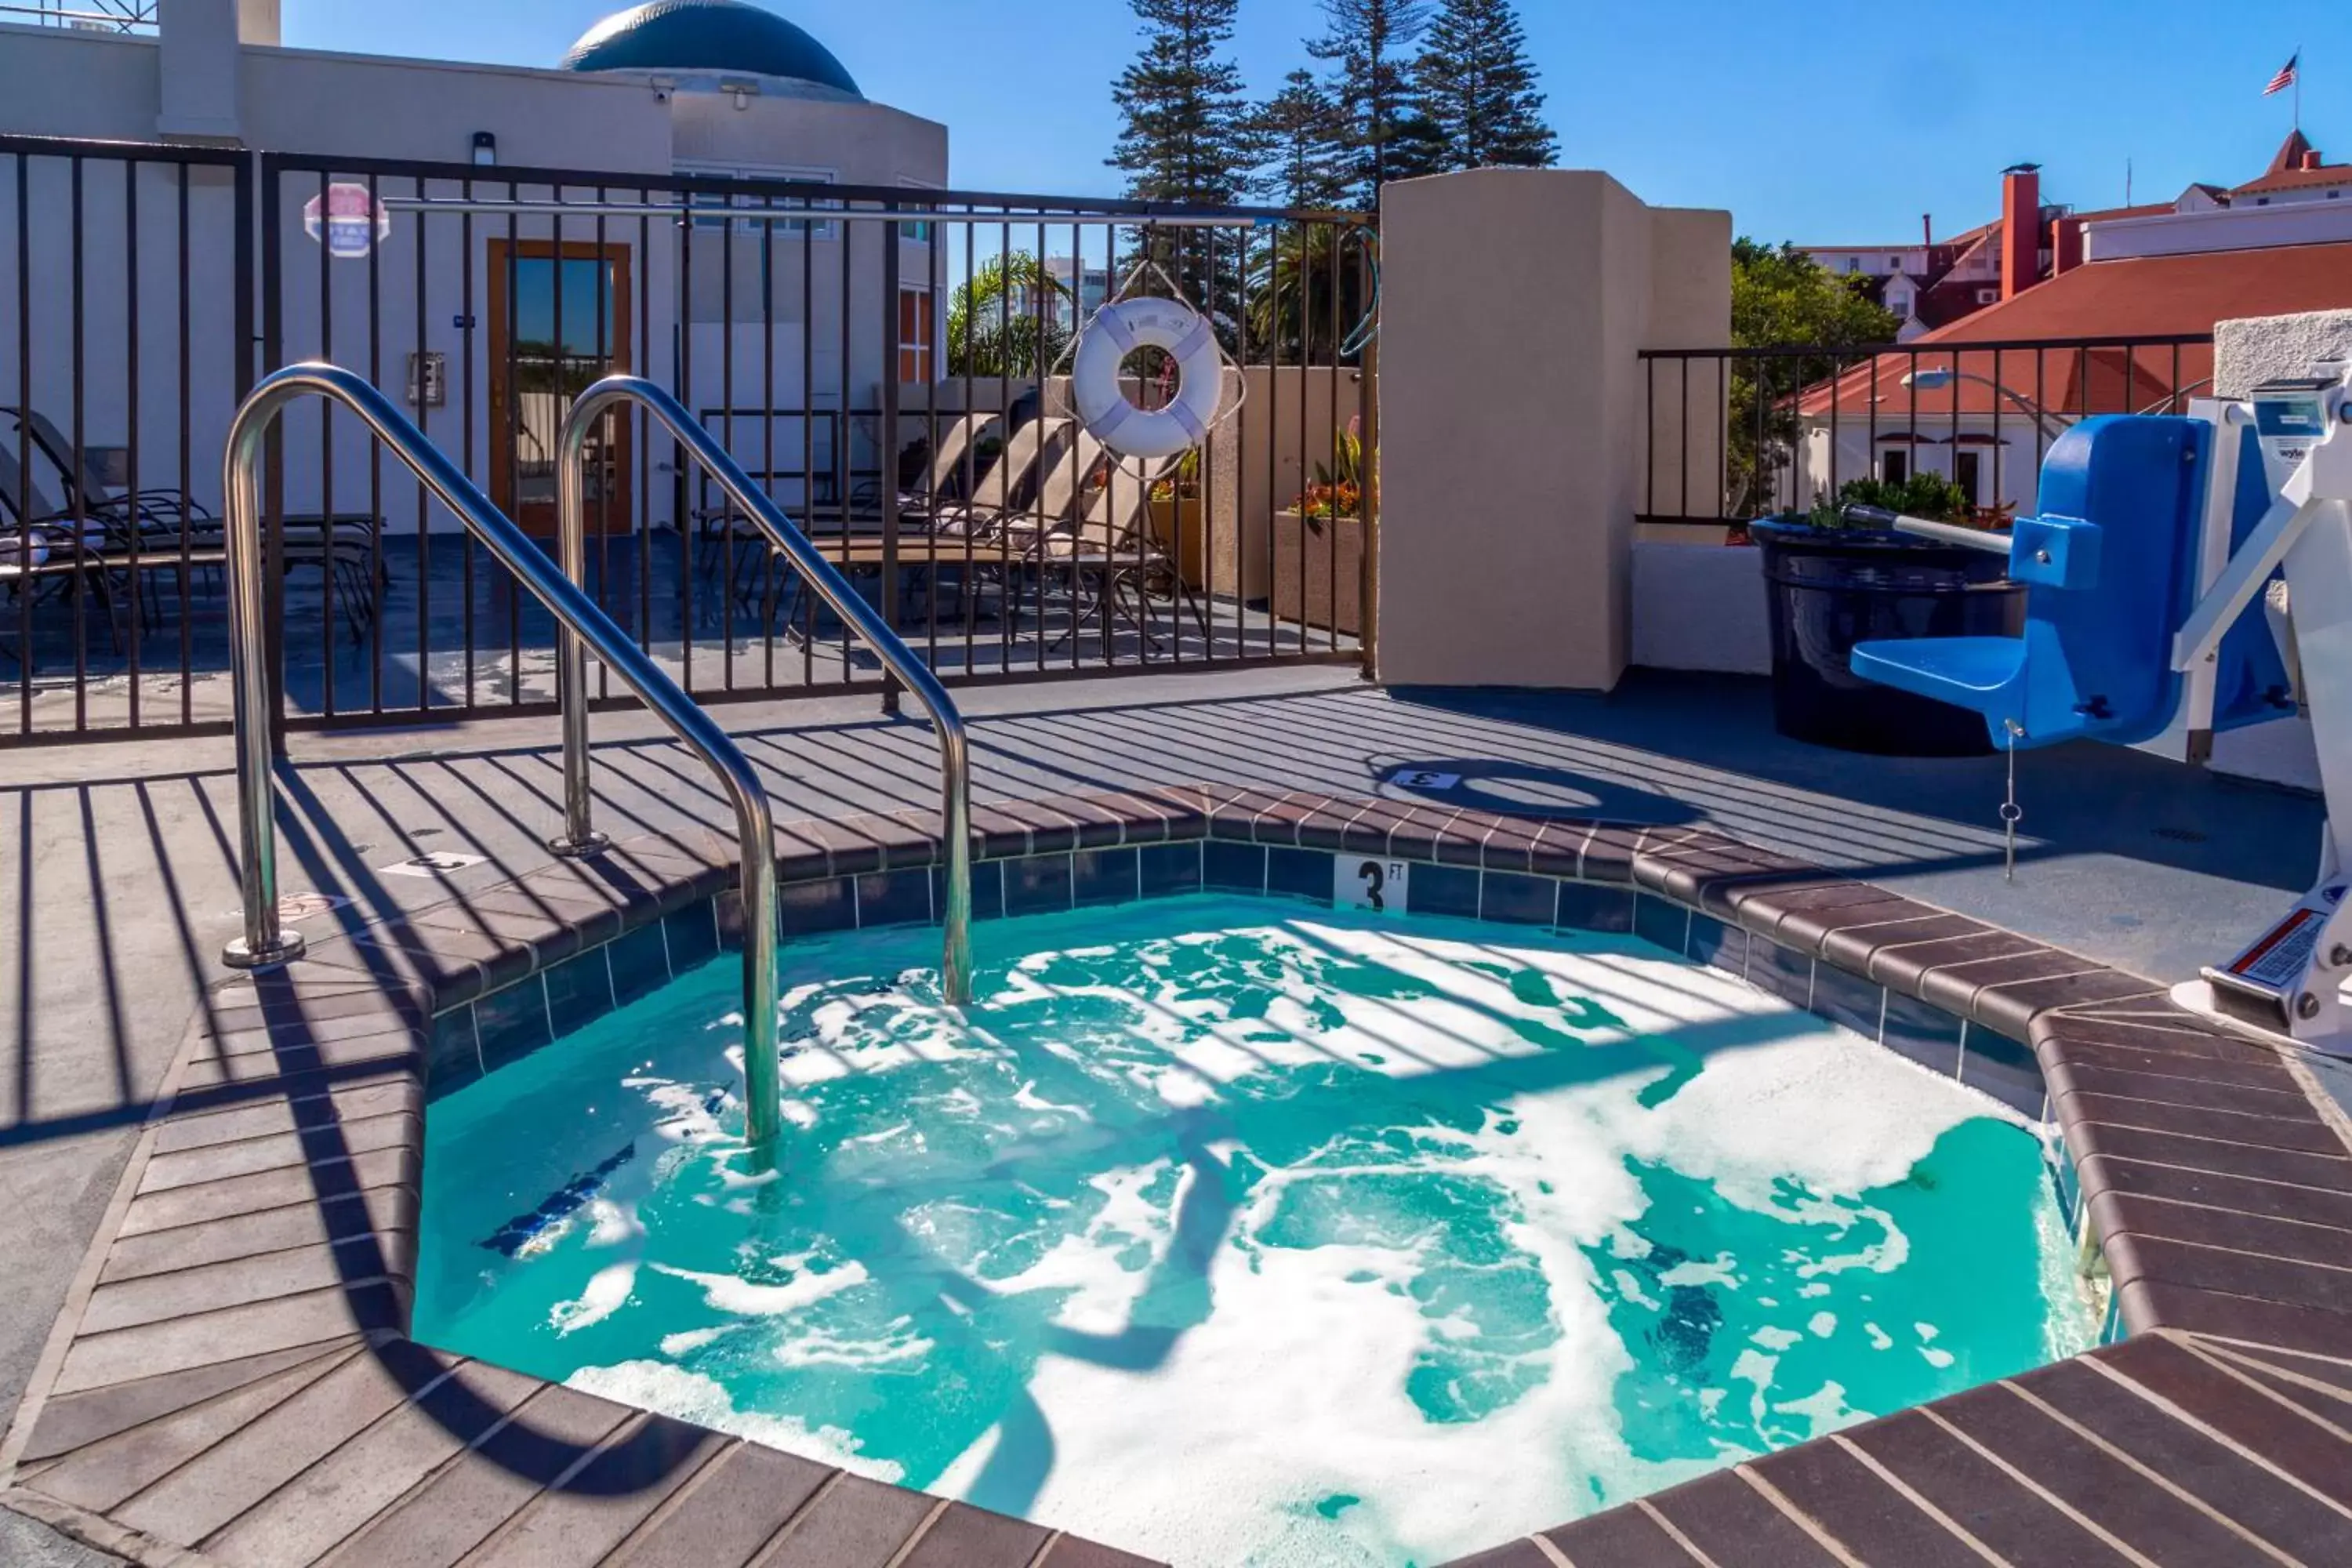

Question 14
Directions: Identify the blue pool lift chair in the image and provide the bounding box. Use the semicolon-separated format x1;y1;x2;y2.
1849;415;2288;751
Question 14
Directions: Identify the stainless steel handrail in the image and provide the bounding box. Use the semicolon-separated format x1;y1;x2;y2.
552;375;974;1008
220;363;784;1143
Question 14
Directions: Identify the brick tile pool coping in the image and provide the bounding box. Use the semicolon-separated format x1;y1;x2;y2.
6;783;2352;1566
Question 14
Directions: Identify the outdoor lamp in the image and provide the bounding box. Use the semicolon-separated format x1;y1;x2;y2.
1902;365;2063;439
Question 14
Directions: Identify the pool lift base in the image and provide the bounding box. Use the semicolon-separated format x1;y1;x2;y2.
2168;975;2352;1050
1845;362;2352;1060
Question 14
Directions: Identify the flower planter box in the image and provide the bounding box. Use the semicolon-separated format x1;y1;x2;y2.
1271;509;1365;637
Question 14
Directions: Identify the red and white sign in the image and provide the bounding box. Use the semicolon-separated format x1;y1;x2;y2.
303;183;391;259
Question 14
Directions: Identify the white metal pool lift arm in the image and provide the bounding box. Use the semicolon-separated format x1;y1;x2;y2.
2171;369;2352;1049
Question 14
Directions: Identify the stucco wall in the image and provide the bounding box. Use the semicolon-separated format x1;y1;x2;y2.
1376;169;1730;690
670;93;946;191
0;26;162;141
2214;308;2352;398
1629;540;1770;675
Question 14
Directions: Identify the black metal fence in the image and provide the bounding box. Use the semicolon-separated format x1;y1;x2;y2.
257;152;1373;737
1639;333;2215;532
1;136;1372;742
1;132;254;742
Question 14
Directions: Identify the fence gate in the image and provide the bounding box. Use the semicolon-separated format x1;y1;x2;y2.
255;151;1375;735
1;133;254;744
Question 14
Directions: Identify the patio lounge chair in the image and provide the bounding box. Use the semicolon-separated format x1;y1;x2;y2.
2;405;216;540
2;405;383;568
0;445;379;653
896;409;1003;515
770;420;1105;630
929;415;1075;536
708;414;1078;631
762;442;1197;650
1022;453;1208;652
693;410;1001;579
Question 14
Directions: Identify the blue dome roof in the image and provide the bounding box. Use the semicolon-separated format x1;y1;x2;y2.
561;2;862;98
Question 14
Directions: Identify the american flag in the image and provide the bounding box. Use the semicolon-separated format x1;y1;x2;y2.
2266;53;2299;96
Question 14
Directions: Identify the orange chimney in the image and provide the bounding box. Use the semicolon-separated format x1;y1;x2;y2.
2304;148;2325;169
2050;215;2084;276
2001;164;2041;299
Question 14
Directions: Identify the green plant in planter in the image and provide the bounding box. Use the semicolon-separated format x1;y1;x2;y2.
1807;472;1975;530
1293;417;1373;524
1150;447;1203;503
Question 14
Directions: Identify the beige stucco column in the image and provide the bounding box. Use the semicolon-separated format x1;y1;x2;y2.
1376;169;1729;690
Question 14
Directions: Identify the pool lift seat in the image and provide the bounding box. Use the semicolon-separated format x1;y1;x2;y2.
1849;416;2223;750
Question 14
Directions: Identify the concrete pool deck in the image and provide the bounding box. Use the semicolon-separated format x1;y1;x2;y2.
1;666;2340;1563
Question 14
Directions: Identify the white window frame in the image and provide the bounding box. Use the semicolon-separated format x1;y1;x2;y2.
676;159;840;241
898;283;935;383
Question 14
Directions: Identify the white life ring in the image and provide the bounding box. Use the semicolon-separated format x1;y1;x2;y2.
1071;297;1225;459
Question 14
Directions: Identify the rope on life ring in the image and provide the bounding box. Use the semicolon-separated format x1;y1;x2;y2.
1071;296;1226;460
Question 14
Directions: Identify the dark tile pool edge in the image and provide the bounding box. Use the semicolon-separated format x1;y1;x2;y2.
9;782;2350;1568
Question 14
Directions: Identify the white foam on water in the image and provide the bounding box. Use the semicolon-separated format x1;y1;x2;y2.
659;1327;728;1357
551;1261;636;1337
1004;1214;1699;1567
982;1158;1188;1335
565;1360;904;1483
1773;1378;1864;1437
1012;1079;1091;1119
935;927;2029;1564
651;1254;870;1317
771;1325;935;1370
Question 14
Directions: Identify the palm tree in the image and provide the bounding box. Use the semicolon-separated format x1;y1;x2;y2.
1247;226;1373;365
947;252;1074;379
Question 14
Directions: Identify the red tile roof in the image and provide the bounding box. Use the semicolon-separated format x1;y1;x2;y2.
1797;239;2352;419
2234;165;2352;195
2233;129;2352;195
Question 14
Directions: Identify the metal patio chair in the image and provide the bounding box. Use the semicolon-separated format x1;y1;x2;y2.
1024;453;1207;653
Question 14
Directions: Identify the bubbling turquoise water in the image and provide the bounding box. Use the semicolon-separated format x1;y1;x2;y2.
414;896;2091;1566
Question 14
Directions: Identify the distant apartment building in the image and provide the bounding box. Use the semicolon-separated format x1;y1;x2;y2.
1804;133;2352;343
1792;136;2352;519
1044;255;1112;331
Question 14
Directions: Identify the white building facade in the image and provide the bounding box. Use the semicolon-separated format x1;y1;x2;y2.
0;0;949;535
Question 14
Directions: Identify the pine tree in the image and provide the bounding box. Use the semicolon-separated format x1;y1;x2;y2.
1107;0;1252;208
1248;68;1351;209
1307;0;1432;208
1406;0;1558;173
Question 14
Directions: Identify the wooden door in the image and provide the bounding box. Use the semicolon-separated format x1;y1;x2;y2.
488;240;633;537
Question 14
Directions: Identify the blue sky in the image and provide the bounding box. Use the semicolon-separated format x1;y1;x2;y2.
285;1;2337;244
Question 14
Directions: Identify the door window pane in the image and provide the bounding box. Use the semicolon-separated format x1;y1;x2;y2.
511;256;620;508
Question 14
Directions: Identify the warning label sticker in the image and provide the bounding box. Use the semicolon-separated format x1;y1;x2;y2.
2229;906;2325;993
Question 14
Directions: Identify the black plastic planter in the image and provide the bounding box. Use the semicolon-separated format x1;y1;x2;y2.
1748;517;2026;757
